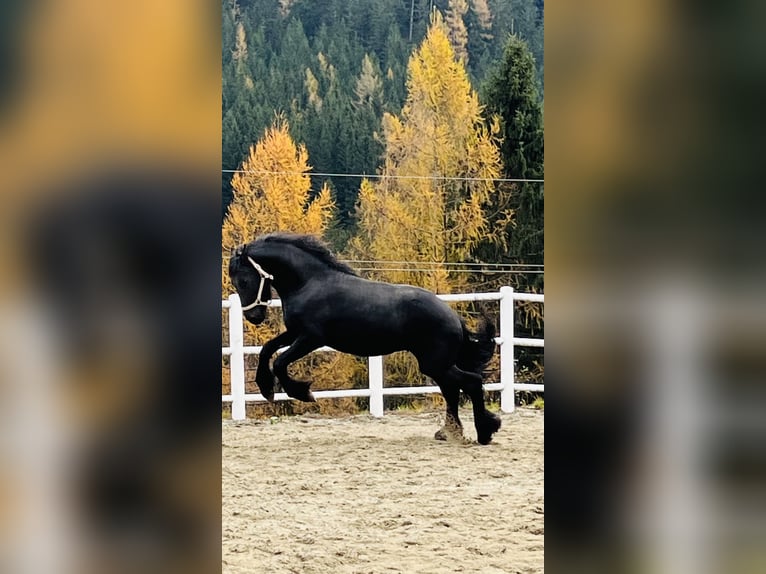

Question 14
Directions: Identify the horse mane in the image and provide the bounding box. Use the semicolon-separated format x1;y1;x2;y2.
260;233;358;276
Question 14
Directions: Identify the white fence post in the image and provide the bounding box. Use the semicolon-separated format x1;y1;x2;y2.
229;293;246;421
499;286;515;413
369;356;384;417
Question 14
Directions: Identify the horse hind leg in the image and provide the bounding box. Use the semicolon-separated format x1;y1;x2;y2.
433;381;465;442
419;353;467;443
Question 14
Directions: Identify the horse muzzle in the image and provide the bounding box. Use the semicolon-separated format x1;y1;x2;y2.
242;305;268;325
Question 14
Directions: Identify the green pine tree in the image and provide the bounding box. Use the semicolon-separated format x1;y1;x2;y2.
480;34;543;281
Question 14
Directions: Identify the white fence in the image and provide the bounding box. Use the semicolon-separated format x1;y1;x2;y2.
222;286;543;420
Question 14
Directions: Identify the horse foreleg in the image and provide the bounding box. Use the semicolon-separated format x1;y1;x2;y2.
255;331;295;402
450;365;501;445
272;336;321;402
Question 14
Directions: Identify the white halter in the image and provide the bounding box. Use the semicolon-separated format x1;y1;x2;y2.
240;256;274;311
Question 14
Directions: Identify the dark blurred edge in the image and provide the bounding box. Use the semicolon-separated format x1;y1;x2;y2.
0;0;223;573
0;0;31;113
26;165;223;574
546;1;766;573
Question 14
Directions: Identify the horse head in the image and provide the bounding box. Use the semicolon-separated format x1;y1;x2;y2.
229;244;273;324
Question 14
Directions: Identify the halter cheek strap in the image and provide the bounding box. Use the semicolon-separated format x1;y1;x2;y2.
240;257;274;311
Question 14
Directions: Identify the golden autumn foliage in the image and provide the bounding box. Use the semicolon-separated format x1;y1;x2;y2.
222;117;334;295
470;0;494;40
347;12;505;401
445;0;469;63
222;118;364;417
351;12;502;293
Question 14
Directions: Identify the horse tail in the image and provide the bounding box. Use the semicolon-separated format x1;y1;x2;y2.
456;317;497;375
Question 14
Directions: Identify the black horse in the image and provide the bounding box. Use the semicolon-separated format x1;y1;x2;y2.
228;233;502;445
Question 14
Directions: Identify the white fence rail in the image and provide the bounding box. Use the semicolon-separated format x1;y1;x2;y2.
222;286;543;419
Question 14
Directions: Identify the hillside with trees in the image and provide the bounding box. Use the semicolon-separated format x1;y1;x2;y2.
223;4;544;408
222;0;543;226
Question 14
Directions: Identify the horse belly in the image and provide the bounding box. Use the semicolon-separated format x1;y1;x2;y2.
323;321;407;357
322;308;453;358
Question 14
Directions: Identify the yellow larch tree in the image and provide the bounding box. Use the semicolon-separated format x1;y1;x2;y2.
445;0;469;64
470;0;494;41
222;118;363;416
222;116;333;295
351;11;502;293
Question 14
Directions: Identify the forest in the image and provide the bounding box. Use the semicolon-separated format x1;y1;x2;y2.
222;0;544;409
222;0;543;224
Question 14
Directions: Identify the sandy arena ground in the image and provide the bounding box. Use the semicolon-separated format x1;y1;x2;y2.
223;408;543;574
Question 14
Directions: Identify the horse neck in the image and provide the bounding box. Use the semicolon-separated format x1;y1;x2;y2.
263;248;335;296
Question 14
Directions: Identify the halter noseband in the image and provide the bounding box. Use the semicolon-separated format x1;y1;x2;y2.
240;256;274;311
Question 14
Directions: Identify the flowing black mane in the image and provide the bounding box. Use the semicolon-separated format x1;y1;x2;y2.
260;233;358;276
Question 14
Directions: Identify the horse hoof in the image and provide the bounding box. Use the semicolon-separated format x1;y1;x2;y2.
256;382;275;402
279;379;315;402
257;384;275;402
291;386;316;402
477;413;502;445
434;425;465;442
